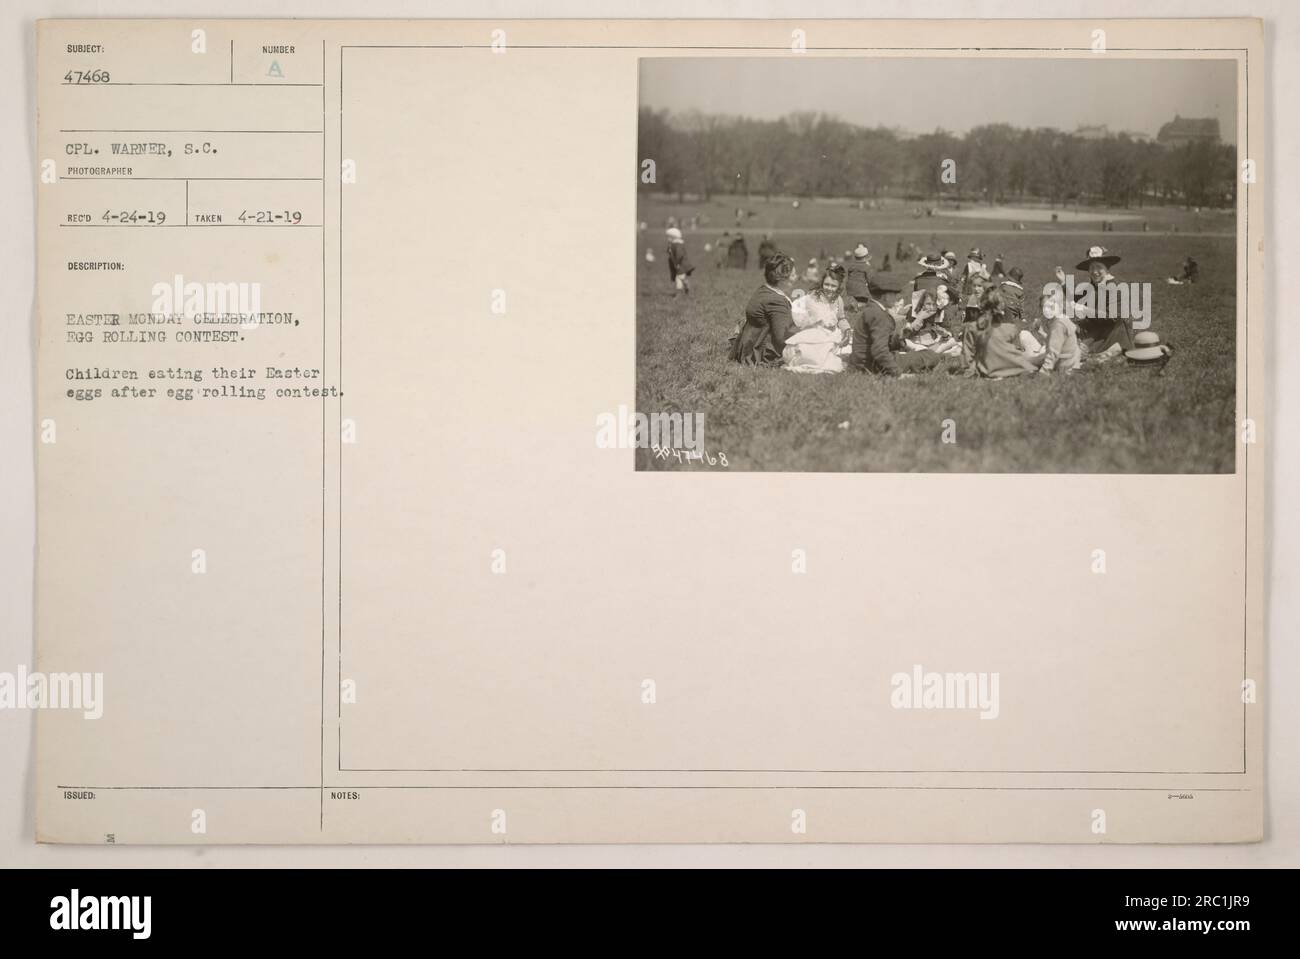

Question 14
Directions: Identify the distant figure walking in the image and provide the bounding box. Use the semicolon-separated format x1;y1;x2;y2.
843;244;873;305
726;233;749;270
666;227;694;296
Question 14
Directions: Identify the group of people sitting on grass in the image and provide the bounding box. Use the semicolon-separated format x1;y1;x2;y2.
725;242;1172;377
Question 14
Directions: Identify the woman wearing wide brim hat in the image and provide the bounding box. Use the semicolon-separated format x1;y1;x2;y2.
1055;244;1133;361
910;254;950;309
1075;245;1121;271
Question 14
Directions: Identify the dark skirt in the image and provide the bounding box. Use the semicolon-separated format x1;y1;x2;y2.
1077;317;1134;354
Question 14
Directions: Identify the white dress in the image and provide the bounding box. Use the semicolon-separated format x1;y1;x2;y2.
783;293;849;374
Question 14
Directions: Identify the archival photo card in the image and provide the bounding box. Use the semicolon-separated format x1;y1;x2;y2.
32;18;1264;845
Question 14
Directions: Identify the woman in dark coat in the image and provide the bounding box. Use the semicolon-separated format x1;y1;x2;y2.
1054;245;1133;359
730;253;795;366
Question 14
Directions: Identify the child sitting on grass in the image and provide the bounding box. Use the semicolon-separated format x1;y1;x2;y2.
973;287;1044;379
1037;289;1081;375
901;288;960;357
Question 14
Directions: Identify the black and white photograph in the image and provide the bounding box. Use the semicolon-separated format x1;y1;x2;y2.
636;56;1239;472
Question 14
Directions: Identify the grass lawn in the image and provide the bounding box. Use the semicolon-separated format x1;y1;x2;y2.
635;201;1237;473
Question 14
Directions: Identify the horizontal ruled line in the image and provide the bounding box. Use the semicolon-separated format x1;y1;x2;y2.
61;176;323;181
55;784;1253;792
340;44;1248;51
65;81;323;87
60;129;323;134
58;223;323;228
343;768;1250;774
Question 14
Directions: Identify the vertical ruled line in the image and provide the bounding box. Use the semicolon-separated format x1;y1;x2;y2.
337;46;344;773
320;37;327;832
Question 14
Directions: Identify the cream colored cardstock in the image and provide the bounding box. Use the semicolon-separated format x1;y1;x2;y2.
34;18;1264;843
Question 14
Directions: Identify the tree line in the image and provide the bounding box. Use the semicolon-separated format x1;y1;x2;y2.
638;108;1237;209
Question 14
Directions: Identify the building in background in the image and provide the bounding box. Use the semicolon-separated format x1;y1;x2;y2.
1157;115;1221;147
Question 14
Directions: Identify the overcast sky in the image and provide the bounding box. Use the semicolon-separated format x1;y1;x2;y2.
640;57;1238;143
